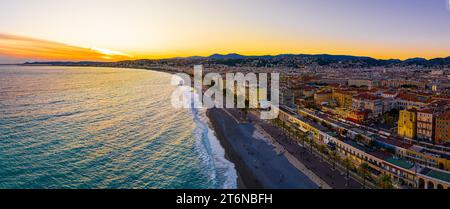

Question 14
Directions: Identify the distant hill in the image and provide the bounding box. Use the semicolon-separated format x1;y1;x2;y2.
208;53;246;59
404;57;427;62
198;53;375;61
22;54;450;68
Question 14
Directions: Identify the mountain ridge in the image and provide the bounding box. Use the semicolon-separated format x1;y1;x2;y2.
22;53;450;68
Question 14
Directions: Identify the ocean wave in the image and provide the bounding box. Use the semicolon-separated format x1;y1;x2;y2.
184;89;238;189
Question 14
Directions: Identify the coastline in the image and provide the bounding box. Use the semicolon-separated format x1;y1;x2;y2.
206;109;261;189
207;108;319;189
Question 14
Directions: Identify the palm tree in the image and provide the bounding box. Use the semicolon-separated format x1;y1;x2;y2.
358;163;370;189
330;151;340;170
355;134;365;143
291;129;297;140
342;157;352;187
304;132;316;153
318;145;327;161
378;174;393;189
306;137;315;154
292;129;301;144
299;132;307;147
296;131;304;145
289;127;295;138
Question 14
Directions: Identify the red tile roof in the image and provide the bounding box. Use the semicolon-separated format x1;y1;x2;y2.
353;93;382;101
396;93;430;103
382;91;397;95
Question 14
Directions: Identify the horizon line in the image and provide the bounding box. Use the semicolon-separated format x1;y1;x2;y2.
4;52;449;65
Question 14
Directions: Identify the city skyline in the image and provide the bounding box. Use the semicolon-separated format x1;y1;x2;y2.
1;0;450;63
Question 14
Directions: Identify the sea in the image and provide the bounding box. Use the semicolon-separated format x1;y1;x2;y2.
0;65;237;189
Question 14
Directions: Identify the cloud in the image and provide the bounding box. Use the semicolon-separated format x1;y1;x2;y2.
0;34;133;63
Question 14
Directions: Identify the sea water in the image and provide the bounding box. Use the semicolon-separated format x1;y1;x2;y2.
0;66;237;189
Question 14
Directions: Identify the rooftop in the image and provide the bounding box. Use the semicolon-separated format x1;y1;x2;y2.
420;167;450;183
382;91;397;95
385;156;414;169
369;150;393;160
353;93;382;101
416;108;433;114
436;108;450;119
396;93;430;103
333;89;355;95
376;137;413;149
316;91;332;95
341;137;372;153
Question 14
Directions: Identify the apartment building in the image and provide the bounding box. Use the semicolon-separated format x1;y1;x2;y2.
435;108;450;145
348;79;377;89
416;108;435;142
381;79;426;89
313;91;332;105
396;93;428;110
352;93;384;117
332;89;355;109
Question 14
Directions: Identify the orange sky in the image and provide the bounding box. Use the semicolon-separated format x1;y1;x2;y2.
1;0;450;63
0;34;132;62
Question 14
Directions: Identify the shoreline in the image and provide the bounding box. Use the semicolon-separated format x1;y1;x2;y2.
207;108;319;189
206;109;261;189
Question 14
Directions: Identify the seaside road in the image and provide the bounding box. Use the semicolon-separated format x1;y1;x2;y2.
253;125;332;189
247;111;363;189
208;108;319;189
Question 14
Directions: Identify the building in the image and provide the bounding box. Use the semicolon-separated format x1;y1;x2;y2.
417;167;450;189
346;110;368;124
430;70;444;76
396;93;429;110
313;91;332;105
348;79;376;89
383;98;397;113
381;79;426;89
435;108;450;145
332;89;354;109
416;108;435;142
352;93;384;117
381;91;398;98
405;145;450;171
398;109;417;139
299;86;318;98
325;107;368;124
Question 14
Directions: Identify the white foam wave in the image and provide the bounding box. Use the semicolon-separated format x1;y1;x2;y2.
182;88;237;189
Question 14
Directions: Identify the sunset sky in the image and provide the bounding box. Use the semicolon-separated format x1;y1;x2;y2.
1;0;450;63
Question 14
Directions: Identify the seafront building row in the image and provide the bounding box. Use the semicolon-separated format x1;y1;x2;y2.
277;106;450;189
283;84;449;143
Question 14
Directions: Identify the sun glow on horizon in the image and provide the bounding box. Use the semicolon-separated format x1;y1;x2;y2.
0;34;133;63
91;47;134;58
